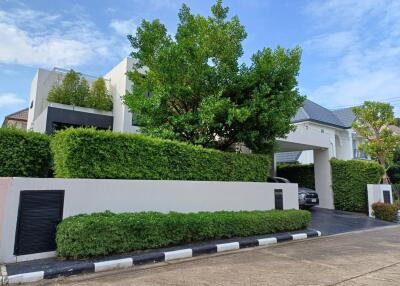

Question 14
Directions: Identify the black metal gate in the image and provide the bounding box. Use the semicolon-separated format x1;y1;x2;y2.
14;190;64;256
274;189;283;210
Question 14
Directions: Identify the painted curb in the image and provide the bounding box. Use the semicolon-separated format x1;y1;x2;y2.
5;230;321;284
1;265;8;285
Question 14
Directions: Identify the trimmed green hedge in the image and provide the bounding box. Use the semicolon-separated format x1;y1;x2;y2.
51;128;270;181
331;159;384;213
0;128;51;177
56;210;311;258
277;163;315;189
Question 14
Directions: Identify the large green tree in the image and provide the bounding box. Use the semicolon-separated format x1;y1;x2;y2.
352;101;400;183
124;0;304;153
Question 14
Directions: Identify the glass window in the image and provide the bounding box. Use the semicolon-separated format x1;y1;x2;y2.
132;113;139;126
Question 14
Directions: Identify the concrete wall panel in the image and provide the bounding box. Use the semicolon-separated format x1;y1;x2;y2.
0;178;299;263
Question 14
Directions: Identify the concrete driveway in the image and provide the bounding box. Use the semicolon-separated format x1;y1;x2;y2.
309;208;394;235
33;225;400;286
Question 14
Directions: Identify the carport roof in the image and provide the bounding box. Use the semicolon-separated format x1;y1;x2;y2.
292;99;352;129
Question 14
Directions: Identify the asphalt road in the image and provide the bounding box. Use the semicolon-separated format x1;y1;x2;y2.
32;225;400;286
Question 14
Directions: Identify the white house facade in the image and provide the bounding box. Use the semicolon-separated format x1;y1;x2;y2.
276;100;367;165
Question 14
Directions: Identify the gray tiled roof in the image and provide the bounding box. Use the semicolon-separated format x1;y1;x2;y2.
292;99;346;128
331;107;356;128
275;151;302;163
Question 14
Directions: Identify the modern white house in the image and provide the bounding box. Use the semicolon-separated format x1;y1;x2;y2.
27;57;139;134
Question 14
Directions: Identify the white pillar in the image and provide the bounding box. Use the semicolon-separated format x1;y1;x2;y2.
314;149;334;209
272;153;277;176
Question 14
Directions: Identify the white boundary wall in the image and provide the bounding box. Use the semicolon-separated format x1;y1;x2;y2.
0;177;299;263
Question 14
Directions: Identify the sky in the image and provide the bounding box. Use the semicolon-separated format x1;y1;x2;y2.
1;0;400;123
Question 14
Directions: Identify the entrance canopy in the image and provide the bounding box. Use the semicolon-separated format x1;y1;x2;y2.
277;124;331;152
275;125;334;209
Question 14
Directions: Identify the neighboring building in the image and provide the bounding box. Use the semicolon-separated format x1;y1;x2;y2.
26;57;139;134
388;125;400;135
1;108;29;130
276;100;367;164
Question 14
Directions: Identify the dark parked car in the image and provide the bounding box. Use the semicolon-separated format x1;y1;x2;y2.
267;176;319;209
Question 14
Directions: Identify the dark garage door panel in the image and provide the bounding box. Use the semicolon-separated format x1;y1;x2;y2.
14;190;64;256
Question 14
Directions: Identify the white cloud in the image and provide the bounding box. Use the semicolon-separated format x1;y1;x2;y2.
0;8;116;68
304;31;356;56
0;93;25;108
110;19;137;36
304;0;400;110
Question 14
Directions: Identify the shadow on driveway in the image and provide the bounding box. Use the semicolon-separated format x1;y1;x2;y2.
309;207;395;235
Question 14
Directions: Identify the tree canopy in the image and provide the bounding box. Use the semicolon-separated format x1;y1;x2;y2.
124;0;304;153
48;70;113;111
352;101;400;182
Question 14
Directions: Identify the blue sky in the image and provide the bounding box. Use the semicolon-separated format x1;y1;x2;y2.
1;0;400;122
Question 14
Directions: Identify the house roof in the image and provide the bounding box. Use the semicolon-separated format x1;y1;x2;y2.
2;108;29;128
292;99;347;128
388;125;400;134
331;107;356;128
5;108;29;121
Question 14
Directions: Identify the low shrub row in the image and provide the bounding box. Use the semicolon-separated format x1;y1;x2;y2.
51;128;270;181
56;210;311;258
0;128;51;177
276;163;315;189
372;202;398;222
331;159;384;213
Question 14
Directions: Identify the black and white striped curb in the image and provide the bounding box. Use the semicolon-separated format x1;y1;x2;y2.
5;230;321;284
1;265;8;285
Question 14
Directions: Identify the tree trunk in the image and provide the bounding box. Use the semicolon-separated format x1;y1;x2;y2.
382;172;390;184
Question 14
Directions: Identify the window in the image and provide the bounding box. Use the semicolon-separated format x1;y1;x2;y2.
352;139;357;158
131;112;139;126
353;139;367;159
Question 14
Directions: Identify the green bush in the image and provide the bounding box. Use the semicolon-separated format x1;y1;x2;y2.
51;128;270;181
372;202;398;222
331;159;384;213
277;163;315;189
0;128;51;177
48;70;113;111
56;209;311;258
